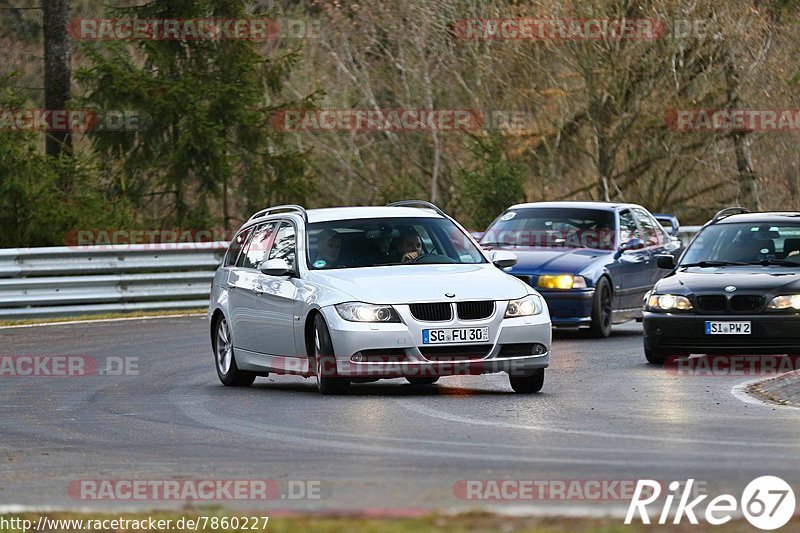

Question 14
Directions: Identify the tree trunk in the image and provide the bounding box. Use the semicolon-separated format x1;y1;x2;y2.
723;45;760;209
596;132;612;202
731;131;760;209
43;0;73;161
788;170;799;208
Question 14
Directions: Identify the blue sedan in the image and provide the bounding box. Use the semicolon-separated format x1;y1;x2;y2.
479;202;682;337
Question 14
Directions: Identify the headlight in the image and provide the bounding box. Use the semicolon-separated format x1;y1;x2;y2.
538;274;587;290
767;294;800;310
505;295;543;317
647;294;693;311
335;302;400;322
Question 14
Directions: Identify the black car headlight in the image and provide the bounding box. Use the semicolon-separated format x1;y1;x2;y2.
767;295;800;311
335;302;400;322
646;294;693;311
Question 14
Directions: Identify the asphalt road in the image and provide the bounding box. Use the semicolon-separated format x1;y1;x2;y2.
2;316;799;515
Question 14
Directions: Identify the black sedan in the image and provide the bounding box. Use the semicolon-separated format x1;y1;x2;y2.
643;208;800;364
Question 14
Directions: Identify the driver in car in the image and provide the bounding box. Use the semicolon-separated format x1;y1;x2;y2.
391;230;424;263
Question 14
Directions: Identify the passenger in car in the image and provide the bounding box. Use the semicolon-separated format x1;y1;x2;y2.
783;238;800;258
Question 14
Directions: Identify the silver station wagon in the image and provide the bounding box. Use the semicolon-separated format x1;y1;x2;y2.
208;201;552;394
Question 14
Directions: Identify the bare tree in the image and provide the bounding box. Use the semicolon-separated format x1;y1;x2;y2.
42;0;72;162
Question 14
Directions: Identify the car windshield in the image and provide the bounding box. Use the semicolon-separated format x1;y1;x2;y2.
680;222;800;266
480;207;616;250
306;217;486;269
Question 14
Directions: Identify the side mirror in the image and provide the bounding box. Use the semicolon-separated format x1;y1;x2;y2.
490;250;517;269
259;258;293;276
614;238;645;260
656;254;676;269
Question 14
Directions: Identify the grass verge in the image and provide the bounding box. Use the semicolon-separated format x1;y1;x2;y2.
0;309;207;327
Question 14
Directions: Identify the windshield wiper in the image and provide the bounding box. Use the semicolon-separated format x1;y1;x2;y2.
480;241;518;247
680;260;749;268
746;259;800;267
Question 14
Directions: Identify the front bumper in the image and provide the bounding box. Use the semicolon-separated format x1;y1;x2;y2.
643;311;800;355
539;289;595;327
320;303;551;378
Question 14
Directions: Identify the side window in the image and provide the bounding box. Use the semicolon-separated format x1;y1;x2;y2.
238;222;278;269
633;208;662;247
225;228;251;267
618;210;642;244
269;222;296;270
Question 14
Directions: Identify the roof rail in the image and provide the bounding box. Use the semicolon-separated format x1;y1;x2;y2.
387;200;447;218
711;207;750;224
248;204;308;222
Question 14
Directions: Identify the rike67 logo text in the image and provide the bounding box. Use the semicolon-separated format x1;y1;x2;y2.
626;477;795;530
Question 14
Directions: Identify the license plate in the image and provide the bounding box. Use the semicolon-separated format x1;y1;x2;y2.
422;327;489;344
705;321;751;335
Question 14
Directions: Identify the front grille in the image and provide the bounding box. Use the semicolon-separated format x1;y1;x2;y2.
730;295;764;312
696;295;727;313
695;294;766;314
457;301;495;320
420;344;492;361
409;303;452;322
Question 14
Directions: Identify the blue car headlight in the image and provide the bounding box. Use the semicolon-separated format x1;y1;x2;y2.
537;274;587;290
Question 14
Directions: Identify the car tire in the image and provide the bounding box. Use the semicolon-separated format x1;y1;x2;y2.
644;346;669;365
508;368;545;393
406;377;439;385
213;316;256;387
586;277;613;338
312;314;350;395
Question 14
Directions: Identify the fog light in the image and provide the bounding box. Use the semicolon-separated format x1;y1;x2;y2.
351;353;363;362
532;343;547;355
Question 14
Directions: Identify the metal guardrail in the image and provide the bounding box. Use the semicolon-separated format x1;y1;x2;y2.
678;226;702;247
0;225;704;321
0;242;228;320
